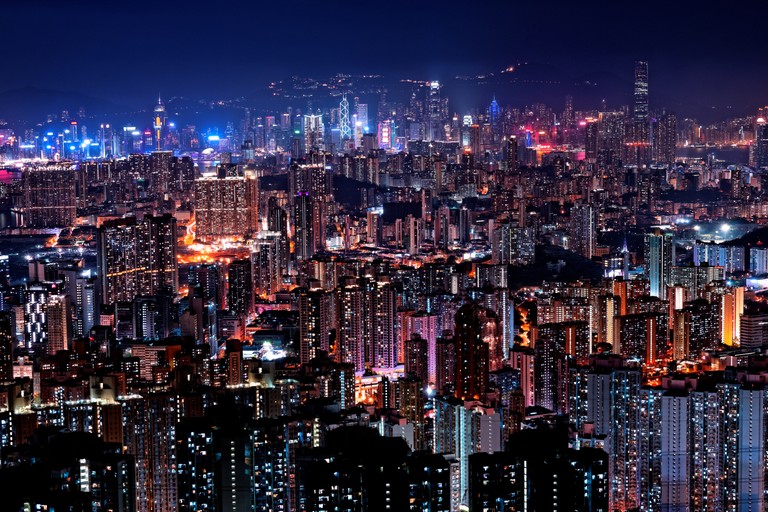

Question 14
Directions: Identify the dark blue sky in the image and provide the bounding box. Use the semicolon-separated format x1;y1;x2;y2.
3;0;766;119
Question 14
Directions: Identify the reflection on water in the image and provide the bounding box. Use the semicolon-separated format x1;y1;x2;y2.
676;146;750;165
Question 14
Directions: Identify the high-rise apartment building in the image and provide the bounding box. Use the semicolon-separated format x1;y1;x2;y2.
194;174;258;242
97;215;178;305
21;163;76;227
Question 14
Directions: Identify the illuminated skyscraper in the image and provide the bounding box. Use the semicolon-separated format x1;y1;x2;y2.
97;215;178;305
634;61;649;122
454;302;491;400
505;135;518;172
569;204;597;260
226;259;253;316
339;94;351;140
427;81;443;141
755;119;768;169
303;114;324;152
194;174;259;242
644;231;675;300
153;96;166;151
653;112;677;164
46;294;71;355
299;288;333;364
21;163;76;228
150;151;173;196
293;193;315;263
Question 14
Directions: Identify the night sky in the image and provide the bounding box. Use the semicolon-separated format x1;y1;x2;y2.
3;0;766;119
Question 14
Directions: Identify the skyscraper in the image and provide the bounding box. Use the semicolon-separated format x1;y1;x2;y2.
21;163;77;228
755;119;768;169
293;192;315;262
194;174;259;242
303;114;325;152
634;61;649;122
339;94;351;140
97;215;178;305
427;81;443;142
153;96;166;151
626;61;651;165
226;259;253;316
454;302;491;400
299;288;333;364
644;231;675;300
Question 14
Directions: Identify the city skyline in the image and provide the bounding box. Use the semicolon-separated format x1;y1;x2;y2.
2;0;767;121
2;2;768;511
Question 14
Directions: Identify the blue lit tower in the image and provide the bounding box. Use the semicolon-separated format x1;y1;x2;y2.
339;94;351;140
153;95;167;151
489;95;501;144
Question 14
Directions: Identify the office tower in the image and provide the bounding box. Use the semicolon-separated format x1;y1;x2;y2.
267;196;288;235
153;96;166;150
303;114;324;152
454;303;492;400
624;61;652;165
505;135;518;172
339;94;351;140
427;81;443;141
46;294;71;355
634;61;649;122
569;204;597;259
754;119;768;169
194;174;259;242
133;296;160;340
299;288;333;364
227;259;253;316
98;215;178;305
21;163;76;227
644;231;675;299
293;192;315;262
